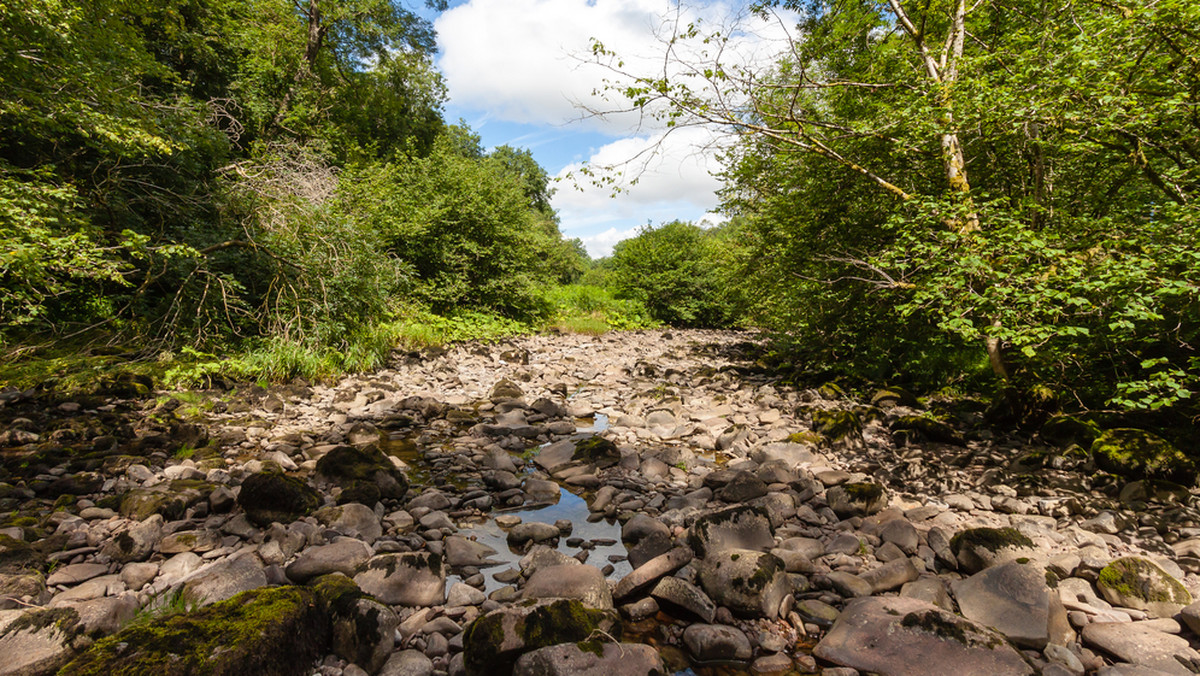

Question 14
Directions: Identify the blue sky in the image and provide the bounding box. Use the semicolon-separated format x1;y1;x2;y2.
417;0;796;256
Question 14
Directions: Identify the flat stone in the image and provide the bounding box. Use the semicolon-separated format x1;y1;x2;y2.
522;564;612;610
181;554;267;606
1082;621;1200;675
285;538;373;583
860;557;919;594
613;547;693;601
951;560;1052;649
46;563;108;587
683;623;752;662
354;552;446;607
651;576;716;622
445;536;501;568
0;606;86;675
687;505;774;559
813;596;1034;676
513;642;664;676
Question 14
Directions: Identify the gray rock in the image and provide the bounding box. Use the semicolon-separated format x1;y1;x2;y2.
826;482;888;518
951;527;1037;574
46;563;108;587
447;582;487;607
119;562;159;591
462;599;620;676
613;547;693;601
512;642;664;676
522;564;612;610
68;593;140;636
860;557;919;594
879;519;920;554
101;513;163;563
354;552;446;607
951;560;1053;649
683;623;752;661
1095;557;1192;619
286;538;374;583
0;606;88;676
825;571;872;598
331;596;399;674
749;441;819;468
686;505;774;559
814;596;1034;676
445;536;501;568
650;576;716;622
900;577;954;611
533;440;575;472
507;522;561;547
1082;621;1200;675
181;553;267;606
316;503;383;544
380;649;434;676
158;529;221;554
697;549;790;619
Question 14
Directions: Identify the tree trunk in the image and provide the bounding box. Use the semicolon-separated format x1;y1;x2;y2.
304;0;325;71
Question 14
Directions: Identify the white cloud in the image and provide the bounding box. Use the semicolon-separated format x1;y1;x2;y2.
435;0;797;132
580;226;643;258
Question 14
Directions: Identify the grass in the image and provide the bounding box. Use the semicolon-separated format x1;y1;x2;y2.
0;287;661;393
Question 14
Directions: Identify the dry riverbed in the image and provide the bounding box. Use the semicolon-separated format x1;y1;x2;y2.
2;329;1199;676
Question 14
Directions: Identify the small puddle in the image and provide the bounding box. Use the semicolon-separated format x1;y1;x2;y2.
453;485;630;594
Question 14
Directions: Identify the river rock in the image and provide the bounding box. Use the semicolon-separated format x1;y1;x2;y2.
522;564;612;610
951;560;1053;649
354;552;445;607
826;482;888;518
445;535;501;568
315;503;383;544
950;527;1038;573
462;598;621;676
46;563;108;587
1095;557;1192;618
512;642;664;676
1082;621;1200;675
697;549;789;619
613;547;693;601
687;505;774;559
507;522;561;548
101;514;163;563
683;623;752;661
286;538;374;583
650;576;716;622
379;649;434;676
0;606;89;676
181;553;267;606
237;472;321;527
814;596;1035;676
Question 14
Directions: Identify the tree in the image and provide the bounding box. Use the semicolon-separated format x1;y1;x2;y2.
590;0;1200;414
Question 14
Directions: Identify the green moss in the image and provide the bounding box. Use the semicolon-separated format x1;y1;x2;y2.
889;415;964;446
900;609;999;648
60;586;329;676
1097;557;1191;605
1092;429;1194;484
5;605;81;639
785;431;823;445
575;639;606;657
842;482;883;502
237;472;320;527
463;599;620;676
949;527;1033;555
811;410;863;442
571;436;620;467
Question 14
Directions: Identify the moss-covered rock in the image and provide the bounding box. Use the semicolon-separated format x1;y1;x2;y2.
462;598;622;676
0;533;44;574
1091;429;1195;484
889;415;965;446
0;605;88;675
697;548;790;619
312;575;397;675
1096;557;1192;618
119;480;214;521
826;482;888;519
59;586;329;676
870;386;921;409
985;385;1059;430
949;527;1036;574
237;472;320;527
811;410;863;449
1039;415;1101;448
570;436;621;469
315;445;408;501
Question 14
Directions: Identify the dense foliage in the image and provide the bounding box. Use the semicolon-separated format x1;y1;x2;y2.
595;0;1200;422
0;0;590;378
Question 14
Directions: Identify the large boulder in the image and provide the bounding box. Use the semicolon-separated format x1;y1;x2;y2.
353;552;445;607
697;549;790;619
180;553;268;607
118;480;213;521
462;599;621;676
826;482;888;518
237;472;320;527
512;641;662;676
59;587;330;676
0;606;90;676
814;596;1034;676
315;575;399;675
1092;429;1195;484
286;538;374;583
950;527;1037;574
811;409;864;450
951;560;1056;649
1096;557;1192;618
686;505;774;559
314;504;382;544
100;514;163;563
521;564;612;610
316;445;409;501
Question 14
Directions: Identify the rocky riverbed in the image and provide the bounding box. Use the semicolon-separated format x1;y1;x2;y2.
3;329;1200;676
